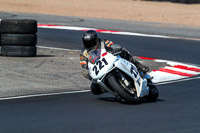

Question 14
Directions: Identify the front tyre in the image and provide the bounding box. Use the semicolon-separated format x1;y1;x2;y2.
107;74;140;103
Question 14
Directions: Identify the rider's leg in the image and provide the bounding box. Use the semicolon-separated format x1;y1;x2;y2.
129;57;149;73
121;48;149;73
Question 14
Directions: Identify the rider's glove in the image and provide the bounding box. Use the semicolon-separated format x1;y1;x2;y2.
111;48;122;55
86;73;93;81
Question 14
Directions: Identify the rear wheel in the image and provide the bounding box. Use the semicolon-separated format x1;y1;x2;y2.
146;84;159;102
107;74;140;103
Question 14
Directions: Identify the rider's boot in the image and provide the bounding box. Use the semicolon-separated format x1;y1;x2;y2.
130;57;149;73
91;81;107;95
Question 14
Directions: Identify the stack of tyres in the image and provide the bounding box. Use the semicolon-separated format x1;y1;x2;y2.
144;0;200;3
0;19;37;57
171;0;200;3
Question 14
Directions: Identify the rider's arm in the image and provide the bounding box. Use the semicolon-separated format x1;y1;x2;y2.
104;39;122;52
80;51;92;81
104;39;132;60
80;53;87;68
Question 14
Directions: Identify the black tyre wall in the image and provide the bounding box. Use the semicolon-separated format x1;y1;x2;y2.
107;74;140;103
0;19;37;34
1;34;37;46
1;45;37;57
144;0;200;3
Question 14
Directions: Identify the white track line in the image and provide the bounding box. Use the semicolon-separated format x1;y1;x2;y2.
155;76;200;85
37;46;81;52
0;90;90;101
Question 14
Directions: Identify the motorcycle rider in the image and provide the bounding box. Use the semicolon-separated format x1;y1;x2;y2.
80;30;149;95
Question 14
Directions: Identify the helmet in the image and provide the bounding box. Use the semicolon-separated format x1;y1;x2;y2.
82;30;99;50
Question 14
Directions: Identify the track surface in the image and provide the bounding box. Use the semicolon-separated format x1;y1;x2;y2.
0;28;200;133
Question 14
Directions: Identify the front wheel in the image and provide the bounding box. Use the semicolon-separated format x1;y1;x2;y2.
107;74;140;103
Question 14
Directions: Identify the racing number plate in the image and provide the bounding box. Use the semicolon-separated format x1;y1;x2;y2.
92;58;108;75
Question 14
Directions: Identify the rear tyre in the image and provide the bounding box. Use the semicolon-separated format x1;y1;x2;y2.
146;85;159;102
107;74;140;103
1;45;37;57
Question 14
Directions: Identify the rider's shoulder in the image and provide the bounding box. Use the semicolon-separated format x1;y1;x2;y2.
101;39;111;44
81;48;89;57
101;39;115;48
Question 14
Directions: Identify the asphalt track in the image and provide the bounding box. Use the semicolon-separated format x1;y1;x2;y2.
0;28;200;133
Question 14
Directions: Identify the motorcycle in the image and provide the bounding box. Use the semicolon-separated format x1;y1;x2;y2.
88;46;159;103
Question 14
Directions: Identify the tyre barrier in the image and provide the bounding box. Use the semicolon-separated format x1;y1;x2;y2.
143;0;200;4
0;19;37;57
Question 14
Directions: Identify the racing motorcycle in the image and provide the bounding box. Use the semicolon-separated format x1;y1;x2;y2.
88;46;159;103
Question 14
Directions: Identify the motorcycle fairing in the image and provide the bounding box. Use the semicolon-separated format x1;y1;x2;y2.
113;57;149;97
88;48;149;98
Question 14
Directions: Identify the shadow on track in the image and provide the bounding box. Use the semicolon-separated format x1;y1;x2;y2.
36;55;55;57
98;97;165;105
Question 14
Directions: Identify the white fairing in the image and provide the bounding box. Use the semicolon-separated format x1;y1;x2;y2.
88;50;117;80
88;48;149;98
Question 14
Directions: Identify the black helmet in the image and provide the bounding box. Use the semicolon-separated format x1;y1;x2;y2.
82;30;99;50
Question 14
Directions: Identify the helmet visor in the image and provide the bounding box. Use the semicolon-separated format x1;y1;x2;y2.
83;38;98;49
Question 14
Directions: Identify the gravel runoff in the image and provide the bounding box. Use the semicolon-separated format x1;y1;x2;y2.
0;47;167;98
0;48;90;98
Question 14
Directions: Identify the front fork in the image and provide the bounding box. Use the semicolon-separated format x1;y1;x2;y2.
143;74;154;86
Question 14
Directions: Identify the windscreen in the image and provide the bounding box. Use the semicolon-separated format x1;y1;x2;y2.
88;49;101;64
